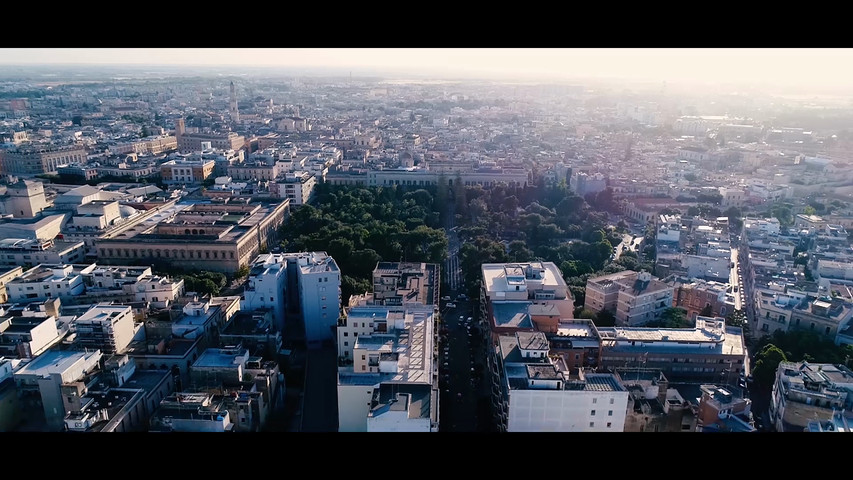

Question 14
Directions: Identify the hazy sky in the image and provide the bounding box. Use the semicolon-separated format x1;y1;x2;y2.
1;48;852;88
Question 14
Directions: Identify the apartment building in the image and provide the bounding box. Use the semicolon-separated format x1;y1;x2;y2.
0;313;61;359
0;266;23;303
585;270;674;326
480;262;574;338
695;384;755;432
491;331;627;432
598;316;746;381
73;304;137;354
337;303;438;432
175;118;245;153
0;238;87;268
7;264;85;302
372;261;439;307
109;135;177;156
770;362;853;432
673;278;730;319
617;368;693;432
754;286;852;339
271;172;317;206
14;349;103;431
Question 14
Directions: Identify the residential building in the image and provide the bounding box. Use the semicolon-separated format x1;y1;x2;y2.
547;319;602;371
372;261;439;307
271;172;316;206
480;262;574;338
73;304;137;354
13;349;103;431
0;266;23;303
220;309;281;359
585;270;674;326
598;316;746;381
617;368;693;433
0;313;61;359
337;303;438;432
7;264;85;303
242;252;341;342
695;384;755;432
491;331;627;432
63;356;173;432
673;278;730;319
189;345;250;389
149;392;235;432
0;238;86;268
770;361;853;432
570;171;607;197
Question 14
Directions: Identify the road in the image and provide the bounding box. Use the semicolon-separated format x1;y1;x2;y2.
437;299;491;431
730;248;743;312
444;206;463;292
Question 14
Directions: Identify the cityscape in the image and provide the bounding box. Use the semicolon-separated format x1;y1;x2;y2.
1;48;853;432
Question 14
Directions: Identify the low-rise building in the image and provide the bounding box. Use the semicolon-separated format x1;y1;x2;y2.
0;266;23;303
149;392;234;432
770;361;853;432
160;157;215;185
585;270;674;326
7;264;85;303
695;384;755;432
599;316;746;381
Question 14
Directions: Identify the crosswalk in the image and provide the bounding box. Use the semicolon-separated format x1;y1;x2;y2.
445;250;462;292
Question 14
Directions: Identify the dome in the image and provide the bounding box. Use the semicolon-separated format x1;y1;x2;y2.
119;205;139;218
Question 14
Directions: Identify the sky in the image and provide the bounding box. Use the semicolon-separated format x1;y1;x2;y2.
1;48;852;89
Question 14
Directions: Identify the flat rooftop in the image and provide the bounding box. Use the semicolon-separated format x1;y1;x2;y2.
340;305;434;385
193;348;247;369
482;262;568;295
14;349;100;377
491;302;533;329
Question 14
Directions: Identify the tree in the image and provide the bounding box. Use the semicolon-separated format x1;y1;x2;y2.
235;264;250;280
699;304;714;317
803;205;816;216
752;344;787;390
594;309;616;327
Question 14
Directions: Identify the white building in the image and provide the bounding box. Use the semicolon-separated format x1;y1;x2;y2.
770;362;853;432
493;331;628;432
7;264;85;303
337;303;438;432
73;304;137;354
0;314;61;358
272;172;316;206
13;349;103;431
241;252;340;345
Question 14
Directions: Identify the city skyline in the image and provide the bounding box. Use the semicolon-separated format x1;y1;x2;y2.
2;48;853;91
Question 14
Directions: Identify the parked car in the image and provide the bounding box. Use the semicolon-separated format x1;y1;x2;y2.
446;303;456;308
441;296;452;301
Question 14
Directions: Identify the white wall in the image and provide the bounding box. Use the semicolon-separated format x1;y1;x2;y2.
507;389;628;432
299;270;340;345
337;383;375;432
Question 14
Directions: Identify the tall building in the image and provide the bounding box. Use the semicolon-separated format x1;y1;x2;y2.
241;252;340;346
73;304;137;354
491;331;627;432
229;81;239;122
0;180;48;218
337;303;438;432
13;349;103;431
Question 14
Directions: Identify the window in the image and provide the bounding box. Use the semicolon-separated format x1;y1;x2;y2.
607;422;612;428
344;342;348;346
591;410;596;416
592;398;597;404
608;410;613;416
362;355;366;360
344;332;348;337
610;398;614;404
589;422;595;428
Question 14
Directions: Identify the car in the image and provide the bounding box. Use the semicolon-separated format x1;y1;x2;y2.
446;303;456;308
441;296;452;301
467;317;473;322
457;294;468;301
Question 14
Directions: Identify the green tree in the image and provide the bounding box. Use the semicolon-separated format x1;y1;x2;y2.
699;304;714;317
752;344;787;390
